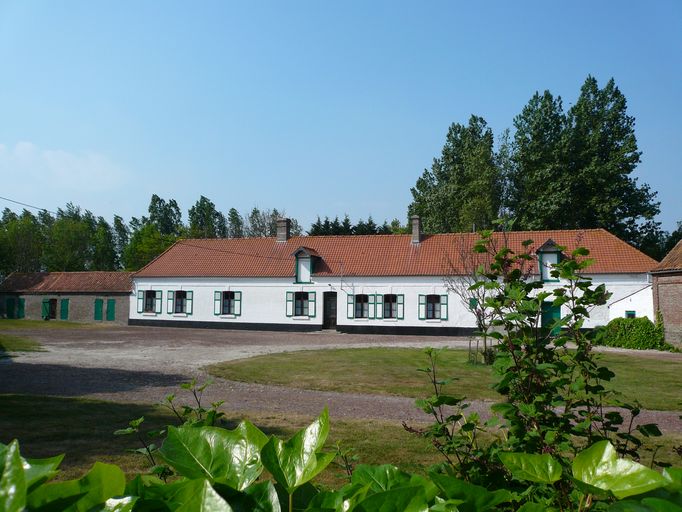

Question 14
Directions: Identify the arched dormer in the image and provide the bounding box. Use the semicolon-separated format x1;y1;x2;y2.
291;247;320;283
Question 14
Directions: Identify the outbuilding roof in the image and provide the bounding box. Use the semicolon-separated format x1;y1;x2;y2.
651;240;682;274
134;229;656;278
0;272;133;294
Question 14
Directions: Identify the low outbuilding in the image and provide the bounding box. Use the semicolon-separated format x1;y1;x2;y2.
651;240;682;345
0;271;133;324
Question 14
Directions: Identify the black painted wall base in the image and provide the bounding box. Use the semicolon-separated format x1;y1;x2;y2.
129;318;477;336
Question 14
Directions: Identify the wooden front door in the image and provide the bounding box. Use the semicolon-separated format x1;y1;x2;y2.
323;292;337;329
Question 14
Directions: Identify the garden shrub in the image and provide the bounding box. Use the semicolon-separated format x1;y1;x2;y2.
596;315;672;350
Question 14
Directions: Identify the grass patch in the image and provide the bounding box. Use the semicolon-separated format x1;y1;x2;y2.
0;394;439;488
0;319;101;330
207;348;682;411
0;333;43;356
207;348;499;401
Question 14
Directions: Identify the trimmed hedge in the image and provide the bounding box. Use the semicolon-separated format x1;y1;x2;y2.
595;316;672;350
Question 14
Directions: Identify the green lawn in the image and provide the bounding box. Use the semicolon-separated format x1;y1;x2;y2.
0;333;43;356
207;348;682;411
0;319;100;330
0;394;438;488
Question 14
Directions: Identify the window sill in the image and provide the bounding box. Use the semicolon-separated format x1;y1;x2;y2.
142;312;158;317
425;319;442;323
382;318;399;322
219;314;237;319
292;316;312;321
173;313;188;318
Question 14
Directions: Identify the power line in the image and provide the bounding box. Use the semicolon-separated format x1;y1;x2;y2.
0;195;58;215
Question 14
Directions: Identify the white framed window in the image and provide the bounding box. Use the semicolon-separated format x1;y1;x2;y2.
167;290;193;315
286;291;316;317
137;290;162;314
418;294;448;321
213;291;242;316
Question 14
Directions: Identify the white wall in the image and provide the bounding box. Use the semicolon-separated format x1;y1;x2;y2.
129;273;653;329
607;285;654;321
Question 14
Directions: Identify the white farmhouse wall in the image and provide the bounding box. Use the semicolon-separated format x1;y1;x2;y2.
129;272;653;330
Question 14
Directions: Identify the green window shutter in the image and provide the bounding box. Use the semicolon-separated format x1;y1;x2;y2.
368;294;376;319
441;294;449;321
347;294;354;319
6;298;15;319
167;291;175;314
286;291;294;317
60;299;69;320
41;299;50;319
234;291;242;316
106;299;116;321
155;291;163;314
17;298;25;319
137;291;144;313
94;298;104;321
186;291;193;315
309;291;316;318
397;295;404;320
375;294;384;319
418;295;426;320
214;291;221;315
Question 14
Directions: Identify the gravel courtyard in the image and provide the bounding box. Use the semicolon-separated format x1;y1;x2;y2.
1;325;681;431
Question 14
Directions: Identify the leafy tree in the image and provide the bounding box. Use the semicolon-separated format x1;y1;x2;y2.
91;217;118;270
227;208;245;238
665;221;682;254
0;210;44;274
148;194;183;236
122;223;176;271
113;215;129;268
43;204;95;271
409;115;502;233
188;196;227;238
246;207;269;237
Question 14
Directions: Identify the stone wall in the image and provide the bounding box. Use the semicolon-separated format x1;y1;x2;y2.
653;272;682;346
0;293;130;324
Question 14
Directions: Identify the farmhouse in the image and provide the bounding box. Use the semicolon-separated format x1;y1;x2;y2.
0;271;133;324
651;239;682;344
129;217;656;334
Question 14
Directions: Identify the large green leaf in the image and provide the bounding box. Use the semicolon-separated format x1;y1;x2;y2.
353;486;428;512
95;496;139;511
0;440;27;512
498;452;562;484
428;472;511;512
573;441;669;499
27;461;126;511
215;480;281;512
351;465;438;502
164;478;234;511
261;408;334;495
159;421;268;491
24;454;65;492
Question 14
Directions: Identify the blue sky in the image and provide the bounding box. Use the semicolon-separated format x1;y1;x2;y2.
0;1;680;232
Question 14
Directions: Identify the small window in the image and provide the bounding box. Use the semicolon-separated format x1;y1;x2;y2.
625;310;636;319
144;291;157;313
174;291;187;313
355;294;369;318
426;295;441;319
383;294;398;319
295;292;309;316
222;291;236;315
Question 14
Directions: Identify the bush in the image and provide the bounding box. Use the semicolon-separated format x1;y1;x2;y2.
596;316;672;350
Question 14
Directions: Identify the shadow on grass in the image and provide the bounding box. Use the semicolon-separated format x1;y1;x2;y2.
0;362;186;396
0;394;295;481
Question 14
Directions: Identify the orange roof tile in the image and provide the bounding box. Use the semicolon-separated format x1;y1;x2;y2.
651;240;682;273
0;272;133;293
134;229;656;278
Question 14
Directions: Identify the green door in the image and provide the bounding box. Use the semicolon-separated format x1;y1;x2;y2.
17;298;25;319
541;302;561;336
94;299;103;321
106;299;116;321
60;299;69;320
5;298;16;319
41;299;50;320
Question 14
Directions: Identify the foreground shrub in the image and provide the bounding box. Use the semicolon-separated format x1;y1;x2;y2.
595;316;671;351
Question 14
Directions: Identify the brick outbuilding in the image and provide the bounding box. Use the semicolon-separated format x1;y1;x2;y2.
0;272;133;324
651;240;682;345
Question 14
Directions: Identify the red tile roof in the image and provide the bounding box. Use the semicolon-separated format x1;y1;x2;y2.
134;229;656;278
0;272;133;293
651;240;682;273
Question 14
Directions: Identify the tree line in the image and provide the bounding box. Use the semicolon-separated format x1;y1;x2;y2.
0;196;303;274
407;75;679;259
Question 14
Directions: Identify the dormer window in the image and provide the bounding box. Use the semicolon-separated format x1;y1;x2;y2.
292;247;320;284
537;239;562;283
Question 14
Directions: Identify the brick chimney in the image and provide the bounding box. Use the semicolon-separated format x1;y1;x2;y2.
411;215;422;244
276;218;291;242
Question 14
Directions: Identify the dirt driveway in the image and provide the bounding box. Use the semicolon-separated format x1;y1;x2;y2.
1;325;681;432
